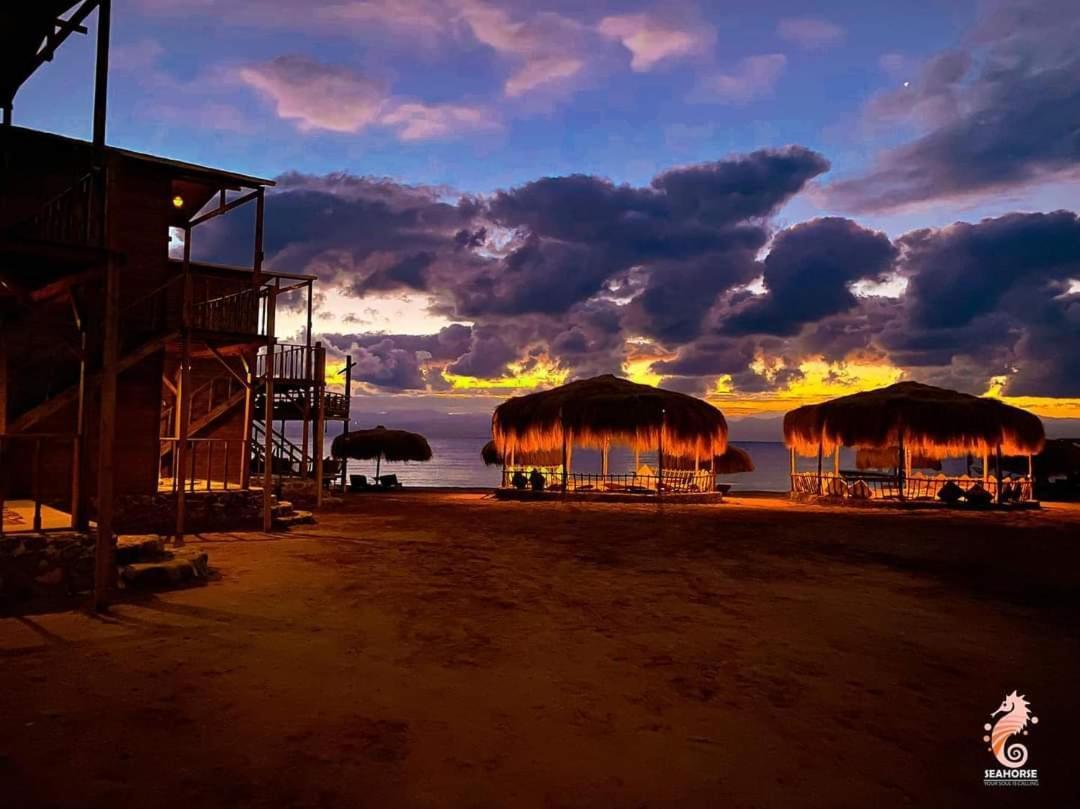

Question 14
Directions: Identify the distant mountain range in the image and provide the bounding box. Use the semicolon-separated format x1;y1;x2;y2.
336;406;1080;445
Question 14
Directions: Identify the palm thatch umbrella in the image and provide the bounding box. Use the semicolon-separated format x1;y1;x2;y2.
784;381;1044;458
784;381;1044;501
666;444;754;473
480;440;562;467
492;374;727;488
494;374;726;455
856;447;941;471
331;425;432;480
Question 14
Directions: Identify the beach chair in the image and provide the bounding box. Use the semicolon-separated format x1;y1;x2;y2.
349;474;369;492
849;479;874;500
378;474;402;489
323;458;343;490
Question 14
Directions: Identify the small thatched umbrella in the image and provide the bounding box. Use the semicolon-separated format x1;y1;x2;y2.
492;374;727;488
480;440;562;467
856;447;941;471
331;425;432;480
666;445;754;474
784;381;1044;499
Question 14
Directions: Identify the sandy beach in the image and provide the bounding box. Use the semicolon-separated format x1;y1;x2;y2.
2;493;1078;808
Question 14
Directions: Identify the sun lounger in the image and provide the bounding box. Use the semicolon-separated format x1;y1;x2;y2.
349;474;369;492
377;474;402;489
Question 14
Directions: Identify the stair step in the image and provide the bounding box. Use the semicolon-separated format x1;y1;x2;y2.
273;510;314;528
116;535;167;565
118;550;210;589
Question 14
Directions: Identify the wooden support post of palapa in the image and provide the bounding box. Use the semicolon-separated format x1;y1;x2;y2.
313;342;326;508
262;286;277;532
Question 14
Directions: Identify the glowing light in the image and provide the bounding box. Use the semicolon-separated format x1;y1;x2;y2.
172;195;185;209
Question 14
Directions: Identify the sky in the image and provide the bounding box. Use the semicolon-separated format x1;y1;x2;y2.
14;0;1080;425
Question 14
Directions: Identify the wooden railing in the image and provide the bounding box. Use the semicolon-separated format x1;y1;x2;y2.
7;170;104;247
790;472;1034;503
192;286;263;335
501;470;716;494
159;437;242;493
324;391;348;419
0;433;79;535
250;420;309;477
256;343;314;382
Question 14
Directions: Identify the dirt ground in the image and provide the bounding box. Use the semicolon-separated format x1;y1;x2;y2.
2;493;1079;808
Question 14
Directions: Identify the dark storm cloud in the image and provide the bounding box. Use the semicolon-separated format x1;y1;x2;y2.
720;218;897;336
826;0;1080;211
899;211;1080;329
322;324;473;390
881;210;1080;396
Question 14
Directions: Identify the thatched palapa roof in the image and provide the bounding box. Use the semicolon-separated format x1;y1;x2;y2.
666;445;754;474
331;426;433;462
784;381;1044;458
480;440;563;467
492;374;727;458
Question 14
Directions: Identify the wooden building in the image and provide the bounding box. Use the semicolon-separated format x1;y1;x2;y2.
1;1;348;606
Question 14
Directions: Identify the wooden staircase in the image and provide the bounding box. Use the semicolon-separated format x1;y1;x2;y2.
159;373;247;456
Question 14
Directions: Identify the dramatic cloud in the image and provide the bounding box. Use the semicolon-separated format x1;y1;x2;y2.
777;17;845;50
694;54;787;104
721;218;897;336
826;0;1080;211
239;55;497;139
598;13;715;72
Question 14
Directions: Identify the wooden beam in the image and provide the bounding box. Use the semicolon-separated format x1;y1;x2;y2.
186;189;260;228
94;255;118;611
262;288;276;531
92;0;110;147
207;344;250;389
174;227;193;545
314;343;326;508
29;267;103;304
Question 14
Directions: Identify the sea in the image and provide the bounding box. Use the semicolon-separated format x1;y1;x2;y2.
336;438;801;492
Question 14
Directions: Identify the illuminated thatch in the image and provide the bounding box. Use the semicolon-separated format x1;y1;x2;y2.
783;381;1044;458
331;426;433;463
855;447;942;471
666;445;754;473
492;374;727;458
480;440;562;467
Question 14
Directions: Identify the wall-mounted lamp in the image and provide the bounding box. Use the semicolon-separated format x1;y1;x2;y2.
172;195;185;209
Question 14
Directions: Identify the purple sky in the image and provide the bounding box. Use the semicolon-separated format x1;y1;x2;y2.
15;0;1080;422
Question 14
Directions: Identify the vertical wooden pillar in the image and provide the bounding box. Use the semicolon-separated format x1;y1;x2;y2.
174;226;192;545
657;411;665;495
833;445;840;476
341;355;353;490
94;257;119;610
262;286;277;531
71;322;88;527
560;428;568;497
313;342;326;508
240;356;253;489
982;450;990;485
816;444;823;495
93;0;111;147
601;439;609;478
995;445;1004;504
897;431;906;501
